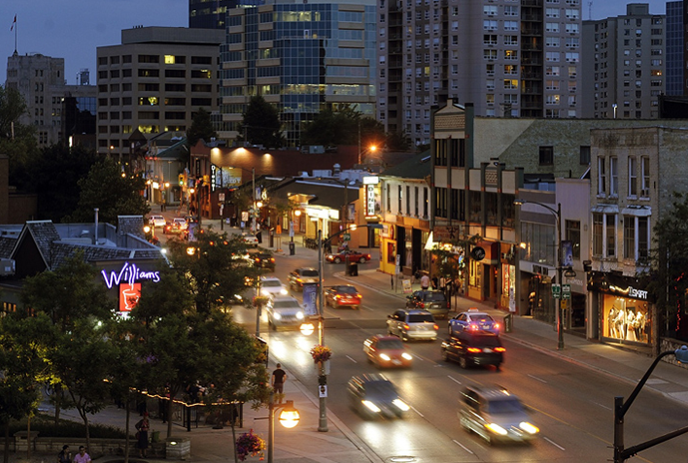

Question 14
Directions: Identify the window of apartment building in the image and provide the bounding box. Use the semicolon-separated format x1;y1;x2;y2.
504;21;518;31
638;217;649;262
486;79;495;90
486;94;495;104
386;184;391;212
546;94;560;105
504;5;518;16
565;8;579;19
624;216;635;259
406;186;411;214
98;57;108;66
565;23;579;33
546;8;559;17
546;66;560;76
415;187;419;217
598;157;606;195
487;64;495;75
546;22;560;33
641;156;650;197
449;138;466;167
484;34;498;45
546;80;560;90
504;94;518;104
423;187;429;218
539;146;554;165
580;146;590;165
606;214;616;257
468;191;482;223
450;189;460;220
398;185;403;213
435;187;447;218
504;79;518;89
504;64;517;75
484;49;497;60
434;139;447;166
610;157;618;196
546;52;560;62
484;5;497;15
138;55;160;63
138;69;159;78
504;50;518;60
484;20;497;30
546;36;560;47
628;157;637;197
565;220;581;259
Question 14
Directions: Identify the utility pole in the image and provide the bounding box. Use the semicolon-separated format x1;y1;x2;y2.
252;168;256;232
317;229;328;432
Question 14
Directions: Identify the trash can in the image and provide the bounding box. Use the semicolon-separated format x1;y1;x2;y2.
347;262;358;276
503;313;513;333
152;430;161;443
289;241;295;256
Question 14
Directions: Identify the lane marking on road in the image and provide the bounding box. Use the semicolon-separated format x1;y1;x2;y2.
527;374;547;383
448;375;462;385
594;402;611;411
544;436;565;451
410;405;424;417
452;440;475;454
346;355;358;363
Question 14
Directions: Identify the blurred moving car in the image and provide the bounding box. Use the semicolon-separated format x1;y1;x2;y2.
459;385;539;444
265;296;306;331
347;373;410;420
149;215;166;228
173;217;188;230
287;267;319;292
248;251;276;271
405;290;451;319
257;276;288;297
324;285;362;309
448;308;501;336
325;249;372;264
441;331;505;370
363;335;413;368
387;309;439;342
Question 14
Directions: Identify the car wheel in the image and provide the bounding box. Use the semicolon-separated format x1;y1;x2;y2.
441;349;450;362
459;356;468;369
359;257;366;264
334;257;341;263
353;305;359;310
495;363;502;372
460;416;472;433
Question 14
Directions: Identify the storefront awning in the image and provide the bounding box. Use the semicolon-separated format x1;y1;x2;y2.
621;205;652;217
591;204;619;214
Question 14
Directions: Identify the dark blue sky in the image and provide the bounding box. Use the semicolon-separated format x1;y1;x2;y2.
1;0;673;87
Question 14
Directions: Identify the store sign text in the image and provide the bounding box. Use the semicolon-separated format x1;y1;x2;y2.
365;185;376;218
102;262;160;289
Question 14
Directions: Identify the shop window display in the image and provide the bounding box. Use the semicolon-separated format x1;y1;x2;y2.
603;296;650;343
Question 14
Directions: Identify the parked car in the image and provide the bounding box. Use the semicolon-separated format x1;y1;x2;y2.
347;373;410;420
265;296;306;331
248;251;276;271
240;233;259;247
363;335;413;368
324;285;362;309
448;308;501;336
149;215;166;228
387;309;439;342
441;331;505;370
405;290;451;319
459;385;539;444
325;249;372;264
287;267;319;292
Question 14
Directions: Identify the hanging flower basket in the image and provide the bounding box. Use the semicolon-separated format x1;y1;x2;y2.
310;344;332;364
236;429;265;461
253;295;269;307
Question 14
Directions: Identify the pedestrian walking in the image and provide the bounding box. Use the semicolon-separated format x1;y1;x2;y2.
58;445;71;463
135;413;150;458
420;273;430;290
73;446;91;463
271;363;287;404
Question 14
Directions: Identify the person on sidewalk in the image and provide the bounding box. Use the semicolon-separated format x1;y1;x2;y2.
58;445;71;463
420;273;430;291
135;413;150;458
73;446;91;463
271;363;287;404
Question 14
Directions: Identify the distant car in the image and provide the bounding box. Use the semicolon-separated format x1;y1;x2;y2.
173;217;188;230
459;385;539;444
441;331;505;370
149;215;166;228
324;285;362;309
406;290;451;319
265;296;306;331
163;219;186;235
241;233;259;247
257;276;288;298
347;373;410;420
363;335;413;368
448;309;501;336
287;267;319;292
387;309;439;342
325;249;372;264
248;251;276;271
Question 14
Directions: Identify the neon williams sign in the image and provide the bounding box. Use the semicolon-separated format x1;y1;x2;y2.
101;262;160;289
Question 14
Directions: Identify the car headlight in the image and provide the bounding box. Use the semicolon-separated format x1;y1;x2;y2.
392;399;410;411
280;289;288;295
296;312;304;320
362;401;381;413
380;353;391;361
485;423;508;435
401;353;413;360
261;289;269;296
519;422;539;434
273;313;282;320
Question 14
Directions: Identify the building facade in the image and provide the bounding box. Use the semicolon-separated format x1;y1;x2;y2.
581;3;665;119
378;0;582;147
218;0;377;147
96;27;224;159
665;1;683;96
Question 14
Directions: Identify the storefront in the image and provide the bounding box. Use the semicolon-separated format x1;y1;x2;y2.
588;272;652;346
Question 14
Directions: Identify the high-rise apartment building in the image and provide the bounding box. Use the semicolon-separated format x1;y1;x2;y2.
377;0;582;146
96;27;224;158
581;3;665;119
219;0;377;147
665;1;683;96
189;0;264;29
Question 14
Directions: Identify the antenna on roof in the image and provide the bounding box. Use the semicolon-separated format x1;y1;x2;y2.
588;1;593;20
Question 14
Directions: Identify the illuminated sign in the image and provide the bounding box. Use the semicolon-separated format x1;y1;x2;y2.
101;262;160;289
363;176;379;185
119;283;141;312
365;185;377;219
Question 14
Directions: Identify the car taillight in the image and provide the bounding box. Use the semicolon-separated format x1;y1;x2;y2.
469;324;478;331
467;347;482;353
403;324;410;330
494;323;500;331
356;294;362;299
419;302;425;308
494;347;506;353
335;295;341;300
433;324;439;330
446;302;451;308
270;258;275;263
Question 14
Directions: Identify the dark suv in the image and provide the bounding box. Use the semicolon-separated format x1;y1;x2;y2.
287;267;319;292
406;290;450;319
440;330;505;370
248;251;276;271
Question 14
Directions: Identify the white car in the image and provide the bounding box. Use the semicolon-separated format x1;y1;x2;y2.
149;215;166;228
258;276;288;297
265;296;306;331
173;217;188;230
236;233;259;247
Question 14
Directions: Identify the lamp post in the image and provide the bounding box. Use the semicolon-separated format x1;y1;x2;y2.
267;393;300;463
613;346;688;462
514;199;565;350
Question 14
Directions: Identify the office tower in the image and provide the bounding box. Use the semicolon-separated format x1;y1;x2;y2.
582;3;665;119
219;0;377;147
666;1;683;96
96;27;224;158
378;0;582;147
189;0;264;29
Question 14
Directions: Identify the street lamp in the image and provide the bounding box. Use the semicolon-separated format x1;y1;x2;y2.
514;199;566;350
267;394;300;463
613;345;688;462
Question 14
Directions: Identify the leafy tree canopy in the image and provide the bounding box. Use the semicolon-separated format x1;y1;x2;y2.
240;96;283;148
300;106;386;151
0;86;39;189
186;108;217;147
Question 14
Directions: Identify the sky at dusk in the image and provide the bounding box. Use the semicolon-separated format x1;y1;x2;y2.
0;0;675;86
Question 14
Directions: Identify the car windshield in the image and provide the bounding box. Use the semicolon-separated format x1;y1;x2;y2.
273;301;300;309
472;315;494;322
487;398;525;415
337;286;357;294
301;270;318;277
424;292;446;301
263;280;282;287
364;382;398;399
377;339;404;350
408;314;435;323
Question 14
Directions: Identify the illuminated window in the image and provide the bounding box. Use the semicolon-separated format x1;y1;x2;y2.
165;55;176;64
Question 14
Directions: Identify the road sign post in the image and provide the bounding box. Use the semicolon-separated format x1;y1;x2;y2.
552;283;561;299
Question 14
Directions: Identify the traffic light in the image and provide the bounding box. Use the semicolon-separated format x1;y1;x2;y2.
178;174;184;186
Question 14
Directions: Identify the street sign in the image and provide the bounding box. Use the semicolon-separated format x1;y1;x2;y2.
343;233;351;241
562;284;571;299
552;283;561;299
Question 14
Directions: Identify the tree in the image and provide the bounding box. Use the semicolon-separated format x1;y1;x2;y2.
300;108;386;150
0;86;39;190
186;108;217;147
240;96;283;148
0;86;28;141
68;157;150;224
